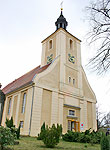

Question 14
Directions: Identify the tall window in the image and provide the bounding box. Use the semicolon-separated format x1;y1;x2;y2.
20;121;24;128
73;79;75;85
21;93;26;114
69;77;71;83
8;98;11;115
49;40;52;49
70;39;73;49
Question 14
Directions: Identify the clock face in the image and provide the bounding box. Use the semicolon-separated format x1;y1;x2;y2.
47;54;53;64
68;54;75;64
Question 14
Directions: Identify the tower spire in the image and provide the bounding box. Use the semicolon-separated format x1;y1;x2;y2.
55;2;68;31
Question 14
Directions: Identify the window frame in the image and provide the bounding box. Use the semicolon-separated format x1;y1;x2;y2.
69;76;71;83
8;98;12;115
69;110;75;116
69;39;73;50
21;93;26;114
49;39;53;50
73;79;75;85
20;121;24;128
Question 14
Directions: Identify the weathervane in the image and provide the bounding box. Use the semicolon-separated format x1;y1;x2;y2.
60;1;63;11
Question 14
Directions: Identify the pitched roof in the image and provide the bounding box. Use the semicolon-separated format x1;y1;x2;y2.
41;28;81;43
2;63;51;95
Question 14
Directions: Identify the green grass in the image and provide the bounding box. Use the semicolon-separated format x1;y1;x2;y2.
6;136;101;150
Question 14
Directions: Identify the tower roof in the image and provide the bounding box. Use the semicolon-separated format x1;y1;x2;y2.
55;10;68;30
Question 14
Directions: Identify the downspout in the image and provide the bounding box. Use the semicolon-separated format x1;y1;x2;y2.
29;85;35;136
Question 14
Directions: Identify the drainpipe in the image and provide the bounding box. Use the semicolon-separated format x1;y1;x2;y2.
29;85;35;136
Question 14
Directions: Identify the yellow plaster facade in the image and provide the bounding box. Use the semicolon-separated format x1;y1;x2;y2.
2;17;97;136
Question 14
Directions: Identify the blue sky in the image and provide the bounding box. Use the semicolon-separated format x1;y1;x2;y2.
0;0;110;113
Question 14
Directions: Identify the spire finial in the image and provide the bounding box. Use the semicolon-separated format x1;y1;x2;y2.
55;2;68;31
60;1;63;11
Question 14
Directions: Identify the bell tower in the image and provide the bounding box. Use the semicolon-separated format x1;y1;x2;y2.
41;9;70;67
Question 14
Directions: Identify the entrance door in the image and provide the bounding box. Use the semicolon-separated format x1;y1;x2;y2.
68;120;80;132
76;122;79;132
71;121;75;131
68;120;75;131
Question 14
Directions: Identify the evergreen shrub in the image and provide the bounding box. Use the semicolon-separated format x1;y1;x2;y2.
5;117;20;139
100;134;110;150
62;129;102;144
62;131;80;142
43;124;62;148
16;124;20;139
5;117;14;128
37;122;46;140
0;126;15;150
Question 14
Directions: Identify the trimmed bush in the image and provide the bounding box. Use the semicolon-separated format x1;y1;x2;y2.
57;124;62;137
43;124;62;148
62;129;102;144
5;117;14;128
77;133;90;143
85;128;91;135
90;130;102;145
5;117;20;139
16;124;20;139
0;126;15;150
62;131;80;142
100;134;109;150
37;122;46;140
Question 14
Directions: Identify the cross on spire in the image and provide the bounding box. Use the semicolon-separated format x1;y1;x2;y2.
60;1;63;11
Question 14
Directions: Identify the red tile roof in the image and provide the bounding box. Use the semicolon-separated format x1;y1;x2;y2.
2;63;51;95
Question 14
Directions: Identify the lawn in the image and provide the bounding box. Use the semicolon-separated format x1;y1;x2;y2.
7;136;101;150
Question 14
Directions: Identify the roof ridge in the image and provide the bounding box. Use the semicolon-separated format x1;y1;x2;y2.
2;63;51;94
2;65;40;91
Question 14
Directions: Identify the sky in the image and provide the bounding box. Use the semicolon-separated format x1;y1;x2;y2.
0;0;110;113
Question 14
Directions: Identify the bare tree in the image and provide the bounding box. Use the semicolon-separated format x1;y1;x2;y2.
103;112;110;127
86;0;110;74
96;104;110;130
96;104;105;129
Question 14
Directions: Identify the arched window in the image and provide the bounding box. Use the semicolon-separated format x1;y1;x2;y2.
73;79;75;85
8;98;11;115
69;77;71;83
49;40;52;49
21;93;26;114
70;39;73;49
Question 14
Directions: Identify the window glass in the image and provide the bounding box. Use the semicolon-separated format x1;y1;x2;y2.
69;110;75;116
70;39;73;49
69;77;71;83
73;79;75;85
8;98;11;115
20;121;24;128
49;40;52;49
21;93;26;114
68;121;71;131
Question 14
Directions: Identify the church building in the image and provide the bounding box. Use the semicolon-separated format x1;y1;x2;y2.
1;9;97;136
